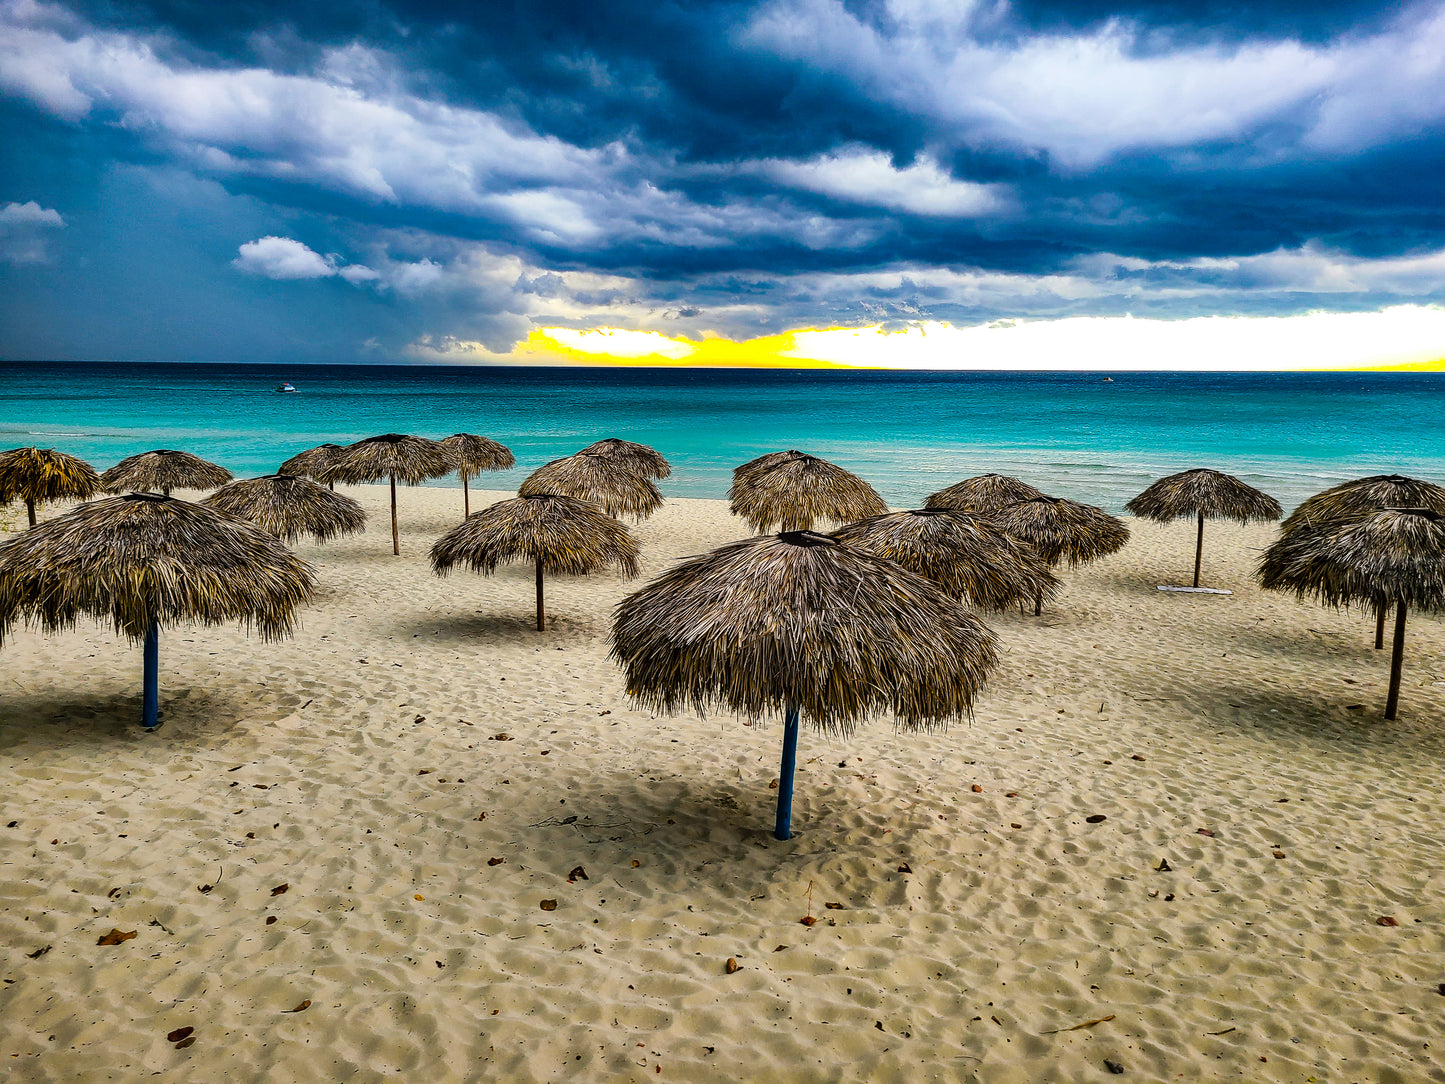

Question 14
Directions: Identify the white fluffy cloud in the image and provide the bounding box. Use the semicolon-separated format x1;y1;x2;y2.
0;198;65;263
758;148;1007;216
233;236;336;279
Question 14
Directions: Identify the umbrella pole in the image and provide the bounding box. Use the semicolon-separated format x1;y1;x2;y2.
463;474;470;519
142;621;160;729
1193;511;1205;588
1384;599;1408;720
774;705;801;840
1375;605;1386;650
1033;590;1042;617
389;473;399;555
536;559;545;632
25;497;36;527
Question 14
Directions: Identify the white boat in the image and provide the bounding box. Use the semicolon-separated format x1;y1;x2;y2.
276;382;298;393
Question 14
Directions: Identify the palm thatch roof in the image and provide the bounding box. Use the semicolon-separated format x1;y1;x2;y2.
203;474;366;544
519;453;663;522
432;494;640;578
991;496;1131;568
440;433;516;478
728;451;886;533
579;438;672;480
0;446;102;525
278;443;346;484
831;508;1061;612
0;493;316;646
1280;474;1445;533
328;433;452;485
101;450;233;496
610;530;998;736
925;474;1044;513
1126;468;1283;523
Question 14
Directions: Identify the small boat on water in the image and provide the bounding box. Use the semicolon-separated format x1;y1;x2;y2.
276;382;298;393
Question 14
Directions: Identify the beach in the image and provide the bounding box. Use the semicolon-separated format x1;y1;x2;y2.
1;483;1442;1082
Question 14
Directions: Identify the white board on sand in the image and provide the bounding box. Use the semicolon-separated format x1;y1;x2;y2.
1157;585;1232;595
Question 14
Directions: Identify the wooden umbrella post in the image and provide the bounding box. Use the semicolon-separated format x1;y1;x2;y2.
535;558;546;632
142;620;160;729
774;705;802;840
1033;590;1042;617
389;473;400;555
1375;605;1386;650
25;497;36;527
462;473;470;519
1384;599;1408;720
1193;511;1205;588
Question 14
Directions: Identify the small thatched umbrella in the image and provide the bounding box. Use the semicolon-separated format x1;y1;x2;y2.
101;450;233;497
729;451;886;534
992;496;1130;614
279;443;346;489
610;530;998;839
1125;468;1282;588
831;508;1061;612
0;446;102;527
1257;507;1445;719
1282;475;1445;648
203;474;365;545
440;433;516;518
0;494;315;728
328;434;452;555
431;494;640;631
925;474;1044;514
519;453;663;522
579;438;672;480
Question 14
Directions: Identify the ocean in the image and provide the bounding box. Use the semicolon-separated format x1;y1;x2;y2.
2;361;1443;513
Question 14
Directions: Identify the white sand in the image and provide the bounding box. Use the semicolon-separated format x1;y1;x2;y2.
2;485;1443;1082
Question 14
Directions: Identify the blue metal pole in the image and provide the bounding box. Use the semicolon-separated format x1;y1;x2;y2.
774;705;801;840
142;621;160;729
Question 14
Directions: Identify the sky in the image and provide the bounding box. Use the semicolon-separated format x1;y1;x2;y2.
2;0;1445;369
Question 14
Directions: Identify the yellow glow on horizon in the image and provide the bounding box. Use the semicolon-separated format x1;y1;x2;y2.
515;327;857;368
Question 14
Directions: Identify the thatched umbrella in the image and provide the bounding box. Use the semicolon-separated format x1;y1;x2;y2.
610;530;998;839
1125;468;1282;588
579;438;672;480
0;446;102;527
203;474;365;545
991;496;1130;615
101;450;233;497
328;434;452;555
519;453;663;522
831;508;1061;612
1282;475;1445;648
431;494;640;632
0;494;315;728
279;443;346;489
925;474;1044;514
440;433;516;518
729;451;886;534
1257;507;1445;719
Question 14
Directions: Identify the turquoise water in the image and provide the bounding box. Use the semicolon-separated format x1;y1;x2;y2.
3;361;1443;513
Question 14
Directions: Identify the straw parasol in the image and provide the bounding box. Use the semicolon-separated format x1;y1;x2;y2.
101;450;233;497
1281;474;1445;648
203;474;366;545
925;474;1044;514
610;530;998;839
440;433;516;518
328;434;452;555
0;494;315;728
0;446;102;527
991;496;1130;614
832;508;1061;612
1125;468;1282;588
279;443;346;489
1257;507;1445;719
431;494;640;632
519;453;663;522
729;451;886;534
579;438;672;480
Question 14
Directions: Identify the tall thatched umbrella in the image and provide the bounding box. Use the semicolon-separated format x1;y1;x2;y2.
431;494;640;632
925;474;1044;514
279;443;346;489
101;450;233;497
440;433;516;518
203;474;365;545
328;434;452;555
1125;468;1283;588
1257;507;1445;719
0;447;102;527
831;508;1061;612
1282;474;1445;648
610;530;998;840
579;438;672;480
729;451;886;534
0;494;315;728
992;496;1130;614
519;453;663;522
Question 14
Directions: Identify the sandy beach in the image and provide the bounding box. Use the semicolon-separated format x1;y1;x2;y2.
1;483;1442;1083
